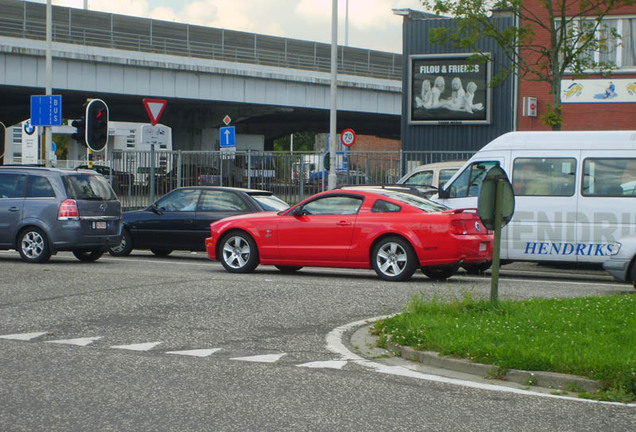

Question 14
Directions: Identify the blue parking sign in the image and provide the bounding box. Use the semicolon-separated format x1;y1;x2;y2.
31;95;62;126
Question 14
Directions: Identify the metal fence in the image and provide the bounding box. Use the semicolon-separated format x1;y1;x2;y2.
70;149;473;210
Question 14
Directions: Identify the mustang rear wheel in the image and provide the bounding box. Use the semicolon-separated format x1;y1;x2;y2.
372;236;417;282
219;231;259;273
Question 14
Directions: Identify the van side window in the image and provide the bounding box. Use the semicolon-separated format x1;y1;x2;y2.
583;158;636;196
448;161;498;198
512;158;576;196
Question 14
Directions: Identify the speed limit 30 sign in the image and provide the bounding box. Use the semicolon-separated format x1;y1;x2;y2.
341;128;356;147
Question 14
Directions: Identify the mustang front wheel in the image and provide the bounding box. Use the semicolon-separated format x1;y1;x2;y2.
219;232;259;273
372;236;417;282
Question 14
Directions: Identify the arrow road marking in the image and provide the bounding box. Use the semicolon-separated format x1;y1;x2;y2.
297;360;348;370
46;337;103;346
110;342;163;351
231;353;286;363
0;332;48;341
166;348;222;357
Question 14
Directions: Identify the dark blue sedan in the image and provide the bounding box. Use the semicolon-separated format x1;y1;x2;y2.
108;186;289;257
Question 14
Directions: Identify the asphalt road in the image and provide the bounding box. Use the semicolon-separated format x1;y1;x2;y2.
1;250;634;431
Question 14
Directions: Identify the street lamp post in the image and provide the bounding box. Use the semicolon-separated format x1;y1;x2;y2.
328;0;338;190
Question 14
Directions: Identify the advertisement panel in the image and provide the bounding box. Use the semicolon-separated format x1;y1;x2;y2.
561;78;636;103
408;53;492;125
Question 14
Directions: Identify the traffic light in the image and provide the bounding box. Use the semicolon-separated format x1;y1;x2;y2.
71;117;86;145
86;99;109;152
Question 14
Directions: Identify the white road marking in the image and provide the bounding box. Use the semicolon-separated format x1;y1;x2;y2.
297;360;348;369
110;342;163;351
231;353;286;363
46;337;102;346
166;348;222;357
0;332;48;341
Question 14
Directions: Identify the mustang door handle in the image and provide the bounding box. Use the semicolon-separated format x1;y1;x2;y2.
337;221;352;226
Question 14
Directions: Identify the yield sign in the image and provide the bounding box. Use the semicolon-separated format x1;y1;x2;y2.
143;98;167;125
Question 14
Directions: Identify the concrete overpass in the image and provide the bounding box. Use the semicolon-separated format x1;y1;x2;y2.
0;0;403;149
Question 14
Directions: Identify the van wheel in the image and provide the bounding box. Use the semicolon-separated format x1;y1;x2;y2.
73;248;106;262
109;230;133;257
422;266;458;281
18;227;52;263
463;262;492;274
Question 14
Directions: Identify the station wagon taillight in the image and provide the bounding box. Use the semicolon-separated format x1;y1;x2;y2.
58;199;79;220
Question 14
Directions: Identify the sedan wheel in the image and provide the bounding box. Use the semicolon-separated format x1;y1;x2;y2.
372;236;417;282
72;248;106;262
108;230;133;257
219;232;259;273
275;266;303;273
18;227;52;263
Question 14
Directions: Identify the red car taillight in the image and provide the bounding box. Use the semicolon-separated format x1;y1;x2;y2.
450;219;470;235
58;199;79;221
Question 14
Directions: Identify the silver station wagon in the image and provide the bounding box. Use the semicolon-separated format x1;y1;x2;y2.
0;166;122;263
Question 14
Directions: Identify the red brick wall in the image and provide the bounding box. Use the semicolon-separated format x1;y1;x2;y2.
518;0;636;131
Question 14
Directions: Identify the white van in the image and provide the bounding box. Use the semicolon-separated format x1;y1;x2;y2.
433;131;636;282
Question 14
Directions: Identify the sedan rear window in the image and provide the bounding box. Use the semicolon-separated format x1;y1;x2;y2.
63;173;116;200
250;193;290;211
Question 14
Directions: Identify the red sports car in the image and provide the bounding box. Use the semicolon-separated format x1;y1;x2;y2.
205;188;492;281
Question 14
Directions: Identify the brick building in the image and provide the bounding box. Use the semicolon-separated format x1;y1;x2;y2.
519;0;636;131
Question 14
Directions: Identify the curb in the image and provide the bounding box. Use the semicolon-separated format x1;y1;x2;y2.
351;323;600;394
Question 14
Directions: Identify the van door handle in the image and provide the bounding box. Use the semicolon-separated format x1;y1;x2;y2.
9;207;19;212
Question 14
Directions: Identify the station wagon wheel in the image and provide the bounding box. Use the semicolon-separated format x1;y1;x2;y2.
108;229;133;257
422;266;458;281
17;227;52;264
372;236;417;282
219;231;259;273
72;248;106;262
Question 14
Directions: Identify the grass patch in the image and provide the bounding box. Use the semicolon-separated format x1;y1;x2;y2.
374;293;636;402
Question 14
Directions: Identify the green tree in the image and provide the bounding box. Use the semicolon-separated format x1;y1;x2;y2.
424;0;634;130
273;132;317;152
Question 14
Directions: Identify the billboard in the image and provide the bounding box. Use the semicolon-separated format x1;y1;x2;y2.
408;53;492;125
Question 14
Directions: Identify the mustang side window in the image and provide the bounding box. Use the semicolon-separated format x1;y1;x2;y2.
583;158;636;196
302;196;362;215
371;199;401;213
448;161;498;198
512;158;576;196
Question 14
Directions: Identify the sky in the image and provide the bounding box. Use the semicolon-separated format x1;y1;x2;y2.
33;0;427;53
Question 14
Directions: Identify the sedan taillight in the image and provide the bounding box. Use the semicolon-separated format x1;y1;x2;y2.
58;199;79;220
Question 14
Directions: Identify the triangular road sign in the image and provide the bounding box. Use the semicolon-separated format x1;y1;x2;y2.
142;98;167;125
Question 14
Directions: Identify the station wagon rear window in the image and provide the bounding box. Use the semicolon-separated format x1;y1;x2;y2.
63;173;116;200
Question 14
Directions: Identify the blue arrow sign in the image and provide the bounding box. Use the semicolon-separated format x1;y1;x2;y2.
30;95;62;126
219;126;236;148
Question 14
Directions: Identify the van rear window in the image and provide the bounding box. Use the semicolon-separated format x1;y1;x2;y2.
583;158;636;197
512;158;575;196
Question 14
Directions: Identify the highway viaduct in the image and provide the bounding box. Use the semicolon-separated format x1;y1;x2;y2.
0;0;402;150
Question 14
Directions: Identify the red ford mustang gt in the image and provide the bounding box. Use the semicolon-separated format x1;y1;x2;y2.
206;188;492;281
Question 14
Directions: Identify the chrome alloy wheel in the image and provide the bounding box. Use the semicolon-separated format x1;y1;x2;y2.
375;241;408;277
222;235;252;270
21;230;46;260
